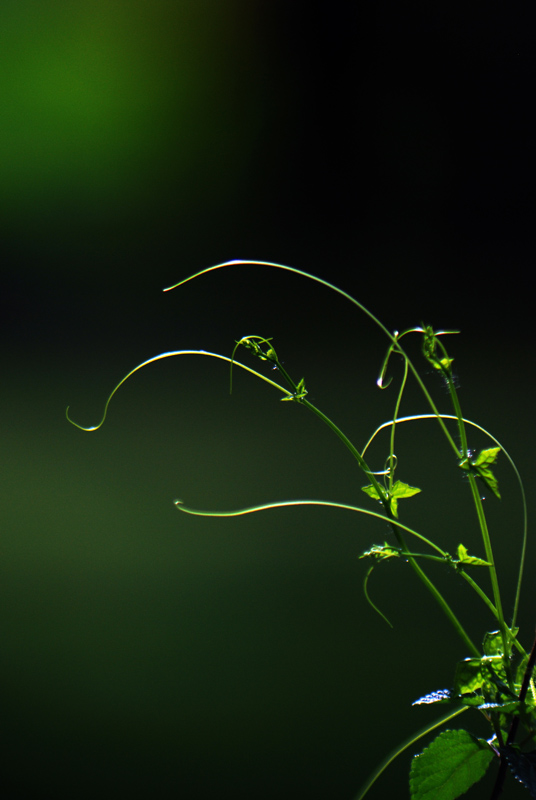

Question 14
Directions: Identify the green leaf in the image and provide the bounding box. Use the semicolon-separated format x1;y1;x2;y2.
473;447;501;499
413;690;453;706
390;480;421;517
431;356;455;372
361;480;420;517
455;544;491;567
482;630;503;657
280;376;307;402
391;480;421;499
477;468;501;499
361;484;384;501
409;729;494;800
359;543;400;561
453;659;485;695
421;325;457;374
479;700;519;714
473;447;501;468
455;694;486;708
459;447;501;499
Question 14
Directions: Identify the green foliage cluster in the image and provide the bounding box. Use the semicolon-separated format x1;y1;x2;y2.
67;260;536;799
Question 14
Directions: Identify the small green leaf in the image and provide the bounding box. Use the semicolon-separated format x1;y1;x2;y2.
482;660;515;698
431;356;455;372
482;630;503;657
410;729;494;800
361;484;384;501
280;377;307;402
359;543;400;561
454;659;485;695
459;447;501;499
479;700;519;714
361;480;420;517
473;447;501;467
455;694;486;708
422;325;439;361
389;480;421;518
421;325;457;374
473;447;501;499
391;480;421;499
455;544;491;567
456;544;468;560
477;467;501;498
413;689;453;706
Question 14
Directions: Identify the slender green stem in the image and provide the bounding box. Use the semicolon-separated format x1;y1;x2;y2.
301;398;387;501
362;413;527;632
388;358;408;492
467;473;509;657
165;262;525;640
264;342;480;658
298;397;479;657
458;568;499;622
363;566;394;627
392;551;449;564
175;498;447;555
164;261;462;457
442;358;469;457
67;340;488;662
74;261;528;800
395;541;480;657
353;705;469;800
177;489;478;655
458;570;525;657
430;342;509;660
66;349;293;431
172;267;517;659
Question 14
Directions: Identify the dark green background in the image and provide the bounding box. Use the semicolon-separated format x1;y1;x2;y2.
2;3;535;797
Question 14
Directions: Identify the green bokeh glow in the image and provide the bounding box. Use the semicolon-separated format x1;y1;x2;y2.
0;1;259;239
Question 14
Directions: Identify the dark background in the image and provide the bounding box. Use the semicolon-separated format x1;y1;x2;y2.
2;2;535;797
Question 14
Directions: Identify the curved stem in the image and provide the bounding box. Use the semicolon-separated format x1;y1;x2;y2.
388;358;408;491
466;473;509;659
458;571;525;656
362;413;527;632
396;539;480;657
176;492;477;654
298;397;479;656
430;344;509;661
66;350;292;430
164;260;461;457
175;498;447;555
301;398;387;501
353;705;469;800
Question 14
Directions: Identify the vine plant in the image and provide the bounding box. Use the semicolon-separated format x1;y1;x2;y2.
67;260;536;799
